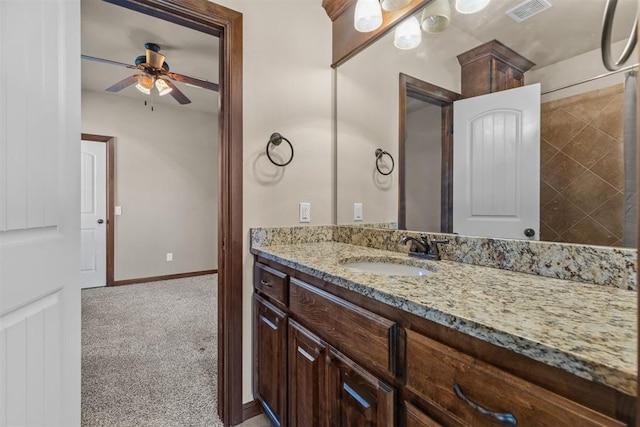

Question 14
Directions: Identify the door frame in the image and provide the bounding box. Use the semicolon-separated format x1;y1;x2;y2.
399;73;460;232
102;0;243;424
81;133;115;287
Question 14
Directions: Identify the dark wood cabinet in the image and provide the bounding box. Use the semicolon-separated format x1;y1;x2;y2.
288;320;328;427
326;347;395;426
405;401;443;427
457;40;534;98
253;256;635;426
254;294;288;427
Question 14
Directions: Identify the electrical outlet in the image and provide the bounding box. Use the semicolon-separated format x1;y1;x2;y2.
354;203;363;221
115;206;122;216
166;253;173;262
299;202;311;223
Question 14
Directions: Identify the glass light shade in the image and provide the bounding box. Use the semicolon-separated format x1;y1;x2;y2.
380;0;411;12
354;0;383;32
421;0;451;33
455;0;490;14
136;74;154;94
155;78;173;96
394;16;422;50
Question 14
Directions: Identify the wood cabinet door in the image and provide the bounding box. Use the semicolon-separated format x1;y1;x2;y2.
288;320;328;427
326;347;395;426
254;294;288;427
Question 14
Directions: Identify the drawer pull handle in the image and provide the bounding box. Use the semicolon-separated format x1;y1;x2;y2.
453;384;517;425
260;279;272;287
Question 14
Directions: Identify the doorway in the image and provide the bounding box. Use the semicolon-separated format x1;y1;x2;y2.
80;134;115;288
82;0;243;424
399;73;460;233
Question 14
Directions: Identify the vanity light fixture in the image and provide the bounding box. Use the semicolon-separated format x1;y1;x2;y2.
354;0;383;32
394;16;422;49
380;0;411;12
455;0;491;14
421;0;451;33
135;73;154;95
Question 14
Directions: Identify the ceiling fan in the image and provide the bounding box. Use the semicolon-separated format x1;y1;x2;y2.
81;42;218;105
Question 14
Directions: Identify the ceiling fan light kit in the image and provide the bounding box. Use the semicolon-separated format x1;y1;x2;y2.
155;79;173;96
81;42;219;106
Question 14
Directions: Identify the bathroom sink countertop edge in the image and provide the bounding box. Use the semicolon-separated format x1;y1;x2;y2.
251;241;637;397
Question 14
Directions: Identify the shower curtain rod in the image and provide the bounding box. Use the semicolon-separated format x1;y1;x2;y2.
541;63;639;95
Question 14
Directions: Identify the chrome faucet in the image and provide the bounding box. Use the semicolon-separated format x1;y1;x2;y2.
400;235;449;260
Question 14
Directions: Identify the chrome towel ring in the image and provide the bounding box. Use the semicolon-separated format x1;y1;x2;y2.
375;148;394;175
601;0;638;71
266;132;294;167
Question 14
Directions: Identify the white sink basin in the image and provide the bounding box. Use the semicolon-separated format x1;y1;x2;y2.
341;259;435;276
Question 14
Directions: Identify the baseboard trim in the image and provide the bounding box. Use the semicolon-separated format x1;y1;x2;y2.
111;269;218;287
242;400;263;421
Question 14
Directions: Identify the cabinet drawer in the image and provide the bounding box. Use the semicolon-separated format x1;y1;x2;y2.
406;401;443;427
254;262;288;305
405;330;624;427
289;278;396;376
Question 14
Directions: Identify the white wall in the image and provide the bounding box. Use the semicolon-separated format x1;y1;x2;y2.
211;0;333;403
82;90;218;281
528;39;636;102
405;101;441;232
336;26;481;224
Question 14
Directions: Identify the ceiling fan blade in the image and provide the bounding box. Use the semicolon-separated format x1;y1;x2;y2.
163;79;191;105
146;49;166;69
105;74;140;93
81;54;137;69
166;72;219;92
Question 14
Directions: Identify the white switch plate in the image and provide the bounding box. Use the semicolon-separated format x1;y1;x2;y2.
299;202;311;223
354;203;363;221
166;253;173;262
115;206;122;216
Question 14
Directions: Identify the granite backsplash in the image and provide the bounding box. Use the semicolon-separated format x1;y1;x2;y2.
251;225;636;290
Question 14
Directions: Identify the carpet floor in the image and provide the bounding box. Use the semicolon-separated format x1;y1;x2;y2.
81;274;222;426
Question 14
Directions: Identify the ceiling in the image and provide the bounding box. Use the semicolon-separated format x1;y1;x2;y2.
81;0;219;113
446;0;637;69
81;0;638;110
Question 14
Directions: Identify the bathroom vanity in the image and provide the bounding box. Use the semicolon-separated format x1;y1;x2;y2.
251;227;636;426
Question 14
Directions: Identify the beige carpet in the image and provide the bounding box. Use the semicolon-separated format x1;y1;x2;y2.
81;275;222;426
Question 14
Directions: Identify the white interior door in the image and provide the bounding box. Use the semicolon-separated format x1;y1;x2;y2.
81;141;107;288
0;1;81;426
453;84;540;240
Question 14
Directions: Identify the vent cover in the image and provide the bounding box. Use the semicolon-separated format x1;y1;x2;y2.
506;0;552;23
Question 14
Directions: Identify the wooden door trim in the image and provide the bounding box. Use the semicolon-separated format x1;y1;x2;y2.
81;133;115;287
398;73;460;232
102;0;243;424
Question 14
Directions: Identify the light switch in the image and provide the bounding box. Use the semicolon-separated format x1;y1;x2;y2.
354;203;363;221
115;206;122;216
166;253;173;262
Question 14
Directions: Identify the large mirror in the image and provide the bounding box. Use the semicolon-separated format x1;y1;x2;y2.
336;0;638;248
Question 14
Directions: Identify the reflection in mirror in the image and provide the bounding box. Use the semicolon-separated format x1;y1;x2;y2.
335;0;638;248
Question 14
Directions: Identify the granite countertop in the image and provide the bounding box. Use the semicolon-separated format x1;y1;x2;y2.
251;241;637;397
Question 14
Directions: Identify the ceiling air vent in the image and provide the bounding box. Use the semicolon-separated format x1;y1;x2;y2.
506;0;552;23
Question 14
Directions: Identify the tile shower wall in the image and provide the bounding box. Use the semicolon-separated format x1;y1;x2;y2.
540;84;624;247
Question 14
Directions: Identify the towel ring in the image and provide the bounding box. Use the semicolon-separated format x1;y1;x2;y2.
375;148;394;176
266;132;294;167
601;0;638;71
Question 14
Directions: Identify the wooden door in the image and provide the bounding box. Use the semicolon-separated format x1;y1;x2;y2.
453;84;541;240
254;294;287;427
0;1;81;425
80;140;107;288
288;319;328;427
326;347;395;426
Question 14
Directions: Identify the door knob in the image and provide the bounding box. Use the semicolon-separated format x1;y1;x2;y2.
97;219;104;224
524;228;535;237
